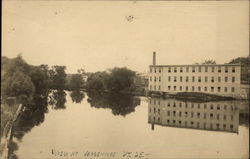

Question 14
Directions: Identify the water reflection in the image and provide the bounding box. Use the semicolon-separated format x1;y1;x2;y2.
12;95;49;141
49;90;67;109
148;98;248;133
70;90;85;103
87;91;141;116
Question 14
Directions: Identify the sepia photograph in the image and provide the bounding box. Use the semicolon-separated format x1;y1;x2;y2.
1;0;249;159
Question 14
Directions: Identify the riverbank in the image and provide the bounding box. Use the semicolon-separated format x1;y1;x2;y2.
0;104;23;159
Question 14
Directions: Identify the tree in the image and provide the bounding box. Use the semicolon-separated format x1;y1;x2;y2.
202;60;216;64
2;70;35;106
49;66;67;90
70;74;83;90
227;56;250;66
107;67;136;91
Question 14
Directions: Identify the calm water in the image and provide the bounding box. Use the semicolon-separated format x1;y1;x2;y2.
10;91;249;159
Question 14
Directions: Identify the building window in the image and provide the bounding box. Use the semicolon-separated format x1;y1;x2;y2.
217;114;220;120
211;87;214;92
150;85;152;89
179;121;182;124
197;112;200;118
159;76;161;82
174;86;176;91
224;105;227;110
168;67;171;72
154;85;156;90
218;77;221;82
231;115;234;121
217;105;220;110
224;115;227;120
186;76;189;82
192;67;195;72
174;76;177;82
158;109;160;114
150;76;152;81
167;111;170;116
218;66;221;72
180;86;182;91
154;77;157;82
173;102;176;107
186;67;189;72
191;112;194;118
155;68;157;73
179;103;182;107
185;112;188;117
225;67;228;73
218;87;221;92
204;104;207;109
224;87;227;92
186;86;188;91
198;86;201;91
180;76;183;82
159;68;161;73
173;111;176;116
180;67;183;72
205;76;208;82
232;77;235;82
185;103;188;108
211;104;214;110
204;113;206;119
210;113;213;119
198;77;201;82
174;67;177;73
231;87;235;92
192;76;195;82
232;67;235;72
211;67;214;72
168;76;171;82
159;85;161;90
230;125;233;129
205;66;208;72
191;103;194;108
150;68;152;73
168;102;170;107
211;77;214;83
225;77;228;82
168;86;171;90
192;86;195;91
204;87;207;91
199;66;201;72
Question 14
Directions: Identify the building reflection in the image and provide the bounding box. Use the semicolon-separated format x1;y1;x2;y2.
148;98;241;133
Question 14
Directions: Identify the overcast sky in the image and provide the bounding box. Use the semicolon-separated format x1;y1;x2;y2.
3;1;249;73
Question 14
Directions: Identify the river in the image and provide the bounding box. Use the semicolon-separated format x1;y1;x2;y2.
10;90;249;159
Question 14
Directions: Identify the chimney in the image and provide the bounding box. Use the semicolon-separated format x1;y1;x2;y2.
153;52;156;65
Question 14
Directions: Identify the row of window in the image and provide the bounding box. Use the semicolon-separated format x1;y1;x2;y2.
150;76;236;83
149;117;235;130
149;109;235;121
149;102;235;111
149;85;235;93
150;66;237;73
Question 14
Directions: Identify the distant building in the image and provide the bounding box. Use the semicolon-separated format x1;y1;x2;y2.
148;52;241;97
148;98;239;133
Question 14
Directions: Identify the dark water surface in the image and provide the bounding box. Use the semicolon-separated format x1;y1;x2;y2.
11;91;249;159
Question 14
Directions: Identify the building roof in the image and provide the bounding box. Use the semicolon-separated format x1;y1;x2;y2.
149;64;241;67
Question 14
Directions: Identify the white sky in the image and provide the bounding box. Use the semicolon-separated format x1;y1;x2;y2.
2;1;249;73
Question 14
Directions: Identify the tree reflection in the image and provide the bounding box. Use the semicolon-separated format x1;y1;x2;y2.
12;94;49;141
49;90;67;109
70;90;85;103
87;91;140;116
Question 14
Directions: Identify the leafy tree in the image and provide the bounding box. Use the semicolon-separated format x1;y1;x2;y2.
2;70;35;106
202;60;216;64
49;66;67;90
70;74;83;90
107;67;136;91
227;56;250;66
